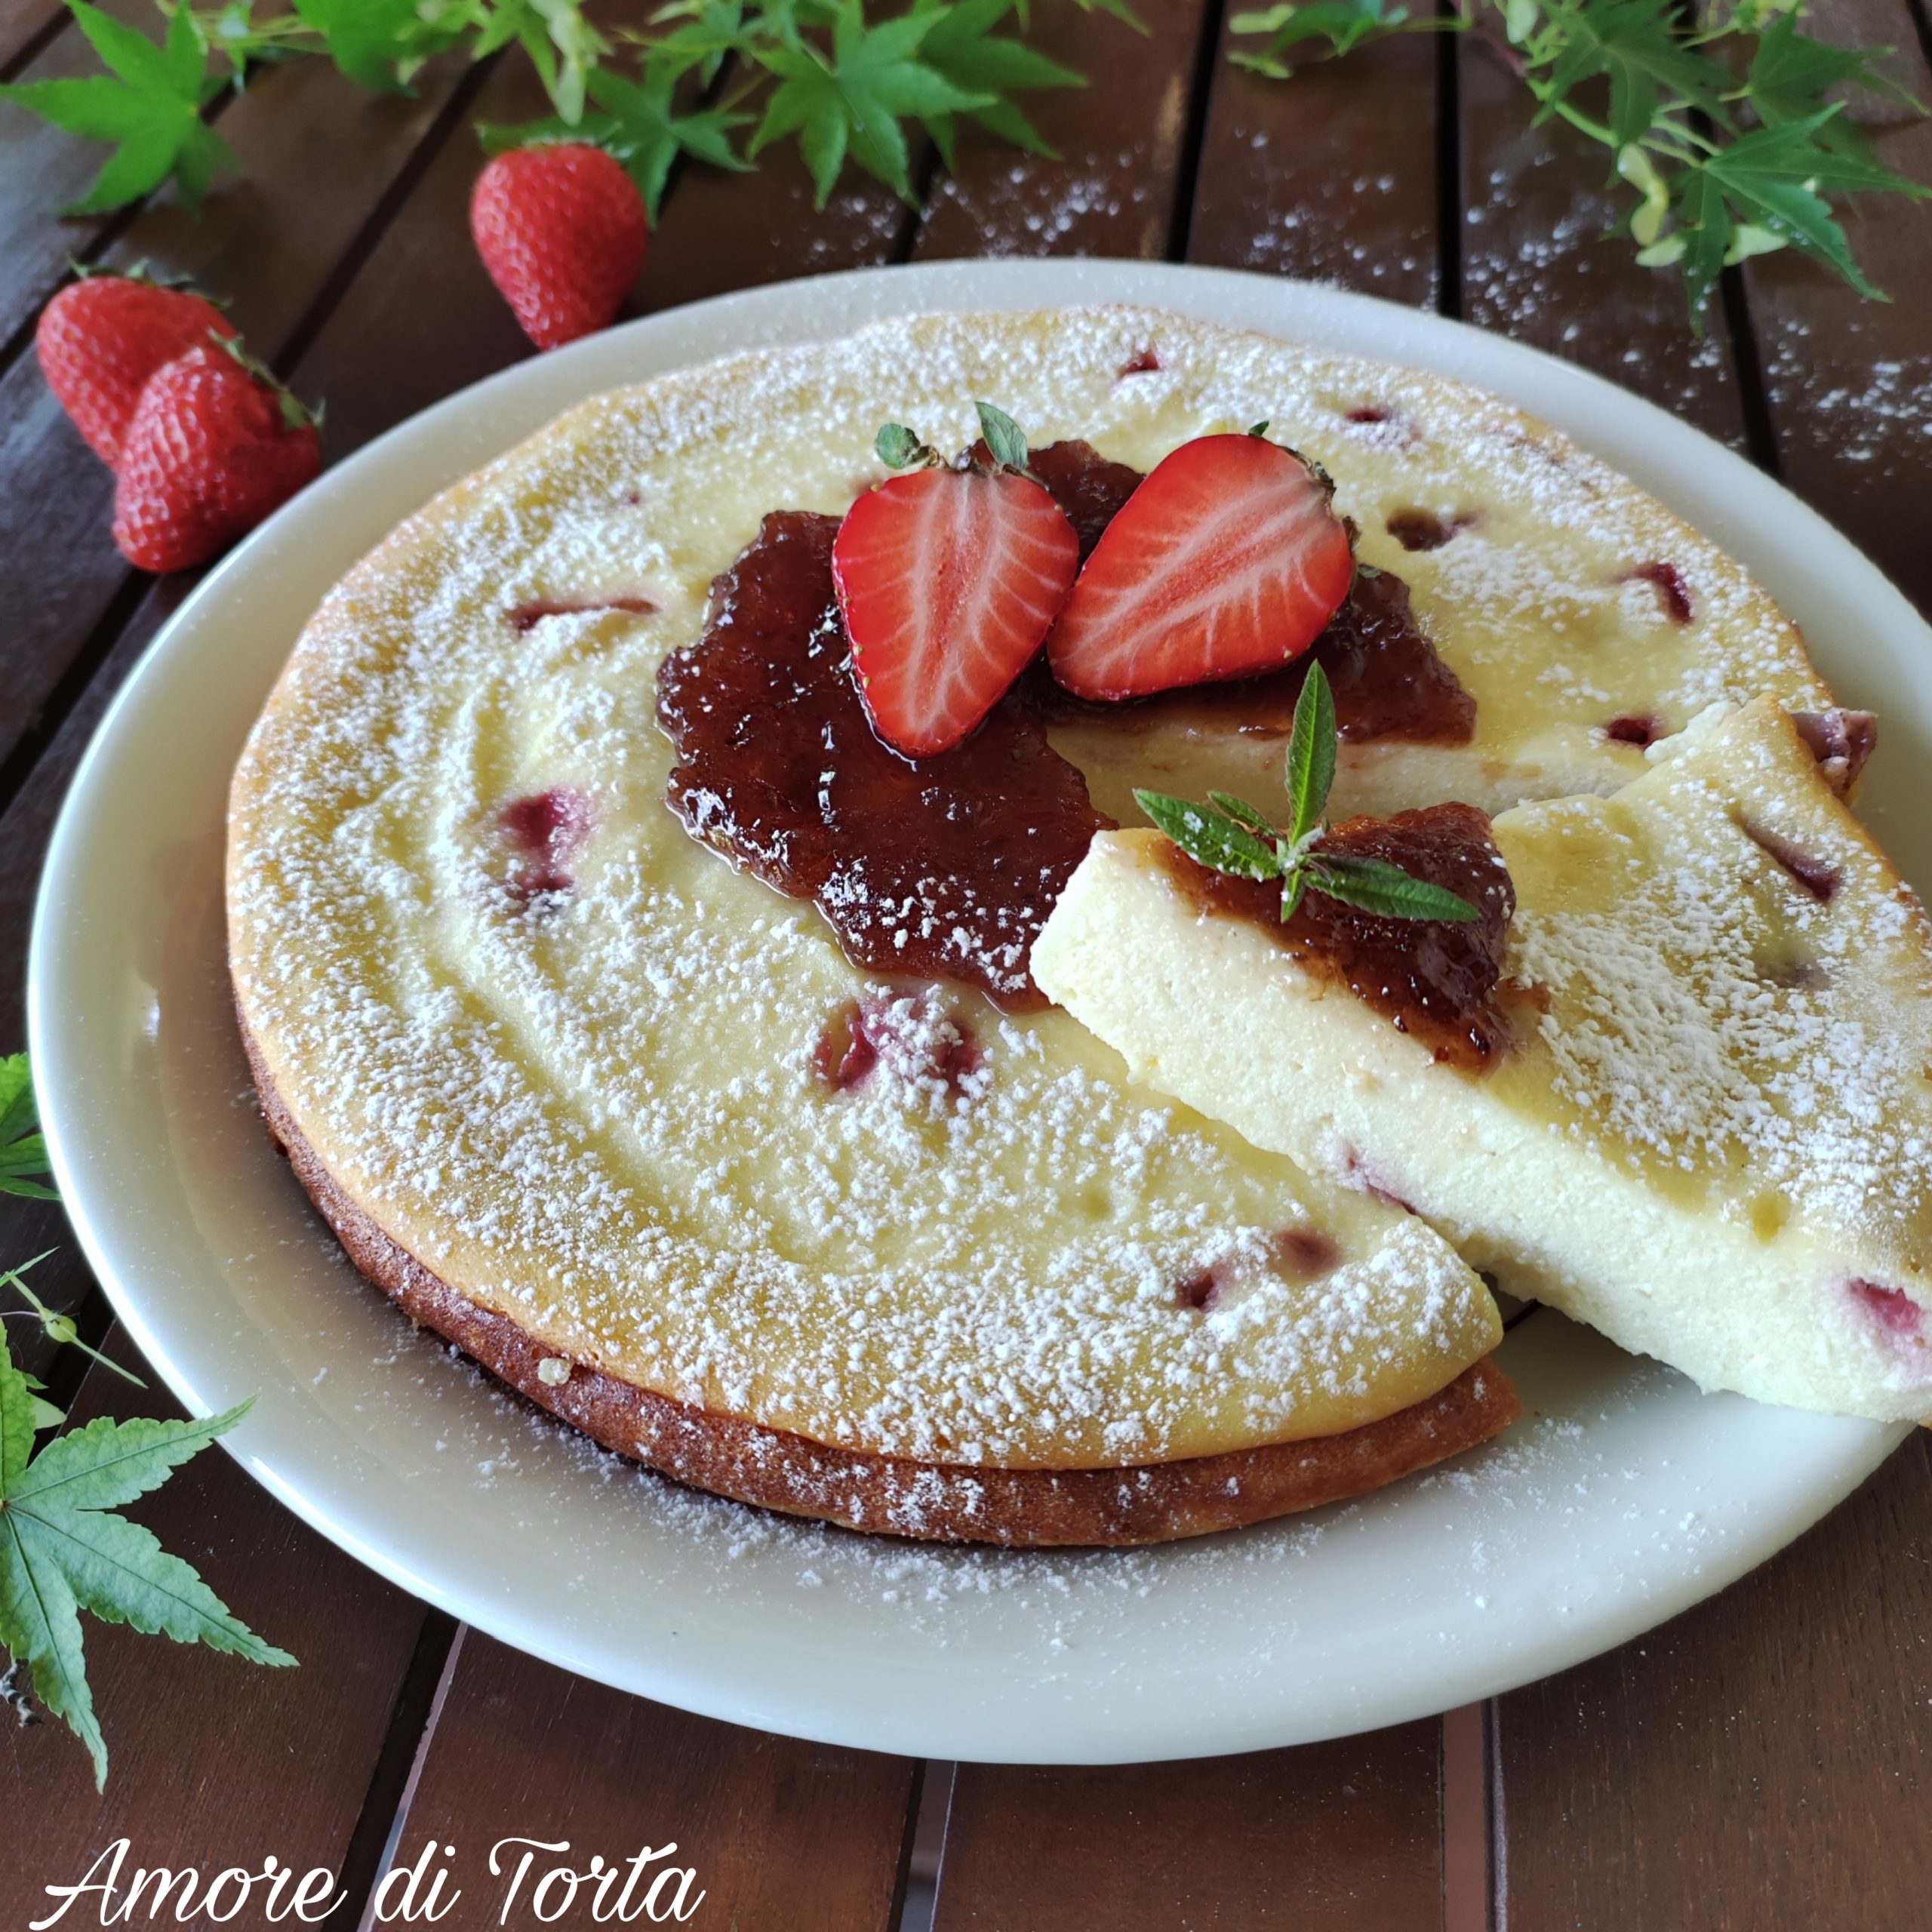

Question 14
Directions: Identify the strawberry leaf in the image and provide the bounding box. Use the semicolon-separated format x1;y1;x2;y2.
0;2;235;215
974;399;1031;472
0;1328;293;1790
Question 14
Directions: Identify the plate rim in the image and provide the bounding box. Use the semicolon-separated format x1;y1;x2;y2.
28;256;1916;1764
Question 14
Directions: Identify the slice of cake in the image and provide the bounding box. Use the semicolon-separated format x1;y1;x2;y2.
1034;698;1932;1423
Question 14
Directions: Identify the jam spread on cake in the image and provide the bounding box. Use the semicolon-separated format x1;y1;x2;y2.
657;510;1111;1010
1164;801;1517;1072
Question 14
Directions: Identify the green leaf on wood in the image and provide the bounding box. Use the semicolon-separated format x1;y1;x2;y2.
0;2;235;215
0;1329;292;1790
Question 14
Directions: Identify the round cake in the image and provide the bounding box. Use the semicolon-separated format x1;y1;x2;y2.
227;306;1833;1543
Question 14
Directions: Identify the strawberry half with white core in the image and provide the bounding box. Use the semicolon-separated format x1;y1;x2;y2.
832;402;1080;758
1048;428;1356;702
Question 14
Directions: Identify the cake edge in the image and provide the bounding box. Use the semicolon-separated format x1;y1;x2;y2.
236;1000;1520;1548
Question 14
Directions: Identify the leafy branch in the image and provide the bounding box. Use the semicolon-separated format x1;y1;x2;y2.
1226;0;1931;323
2;0;1120;223
0;1054;294;1788
1137;662;1481;924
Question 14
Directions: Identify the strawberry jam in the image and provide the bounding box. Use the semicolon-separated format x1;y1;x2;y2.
657;512;1110;1010
1029;564;1476;746
1164;802;1516;1072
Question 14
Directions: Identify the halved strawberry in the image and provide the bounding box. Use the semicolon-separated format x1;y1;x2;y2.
832;407;1079;758
1047;432;1355;701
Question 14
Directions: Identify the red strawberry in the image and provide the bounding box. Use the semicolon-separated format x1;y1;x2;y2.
1047;432;1355;701
470;144;648;351
832;415;1080;758
112;340;321;574
36;268;237;469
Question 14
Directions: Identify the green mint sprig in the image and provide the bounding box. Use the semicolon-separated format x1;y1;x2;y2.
1226;0;1930;328
1135;661;1481;925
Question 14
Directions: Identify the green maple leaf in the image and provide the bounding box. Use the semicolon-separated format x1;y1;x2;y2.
750;0;992;205
0;1055;54;1202
912;0;1082;164
481;56;750;220
1741;13;1923;167
0;1333;294;1790
1534;0;1732;149
587;59;752;216
1227;0;1420;81
0;1;236;214
289;0;426;90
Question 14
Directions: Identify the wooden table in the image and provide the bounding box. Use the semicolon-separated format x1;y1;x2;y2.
4;1;1931;1922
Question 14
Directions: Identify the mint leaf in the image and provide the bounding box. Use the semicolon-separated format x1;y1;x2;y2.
0;2;235;215
1306;853;1480;921
1134;791;1282;882
0;1331;293;1789
1285;660;1337;845
1208;790;1278;838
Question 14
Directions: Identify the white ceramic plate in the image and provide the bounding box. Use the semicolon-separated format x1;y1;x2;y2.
31;260;1922;1765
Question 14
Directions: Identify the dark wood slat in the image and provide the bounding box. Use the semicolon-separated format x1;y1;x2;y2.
930;1727;1444;1929
0;0;63;76
1499;1435;1932;1928
910;0;1208;261
1457;32;1747;445
0;51;472;792
0;1324;434;1924
1185;26;1441;306
0;583;177;1389
1740;0;1932;616
358;1629;918;1931
639;139;922;313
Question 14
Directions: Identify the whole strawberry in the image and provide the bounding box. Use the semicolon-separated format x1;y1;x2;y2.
37;268;238;469
470;143;648;351
112;340;321;574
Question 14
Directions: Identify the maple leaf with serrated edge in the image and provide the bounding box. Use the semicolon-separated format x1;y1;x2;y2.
0;1331;294;1789
288;0;426;91
750;0;992;205
1136;663;1481;926
0;1056;54;1203
911;0;1083;165
481;54;752;220
0;1;235;215
1531;0;1733;150
1739;12;1924;168
1227;0;1426;82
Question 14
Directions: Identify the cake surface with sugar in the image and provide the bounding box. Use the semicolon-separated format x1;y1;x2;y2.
229;307;1570;1541
1035;698;1932;1423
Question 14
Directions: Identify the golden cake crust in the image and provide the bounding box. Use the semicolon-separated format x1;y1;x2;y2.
241;1004;1518;1546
